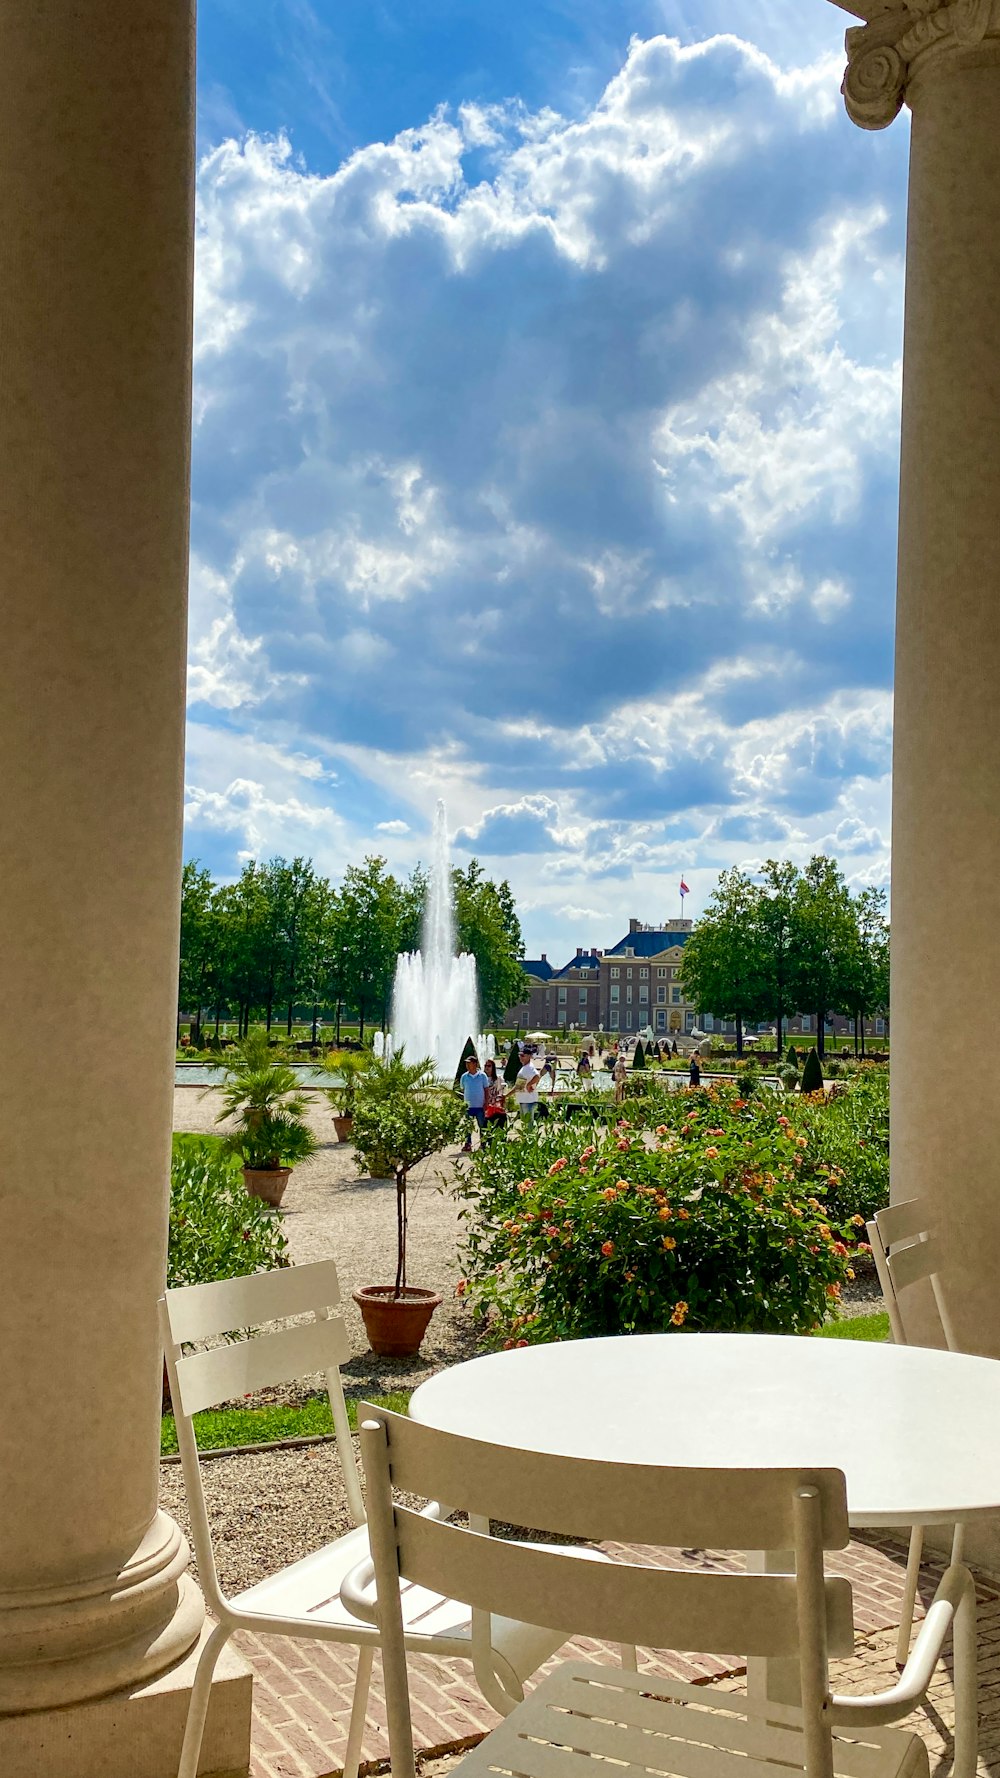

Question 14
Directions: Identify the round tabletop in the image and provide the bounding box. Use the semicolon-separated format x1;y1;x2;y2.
409;1333;1000;1527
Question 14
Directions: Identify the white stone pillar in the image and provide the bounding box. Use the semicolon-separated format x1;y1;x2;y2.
833;2;1000;1357
0;5;250;1769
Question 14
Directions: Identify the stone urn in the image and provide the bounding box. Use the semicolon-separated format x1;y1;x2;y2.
352;1285;442;1358
332;1114;354;1144
242;1165;292;1207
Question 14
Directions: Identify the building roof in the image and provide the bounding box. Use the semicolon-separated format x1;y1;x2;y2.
604;927;692;958
551;949;601;979
522;957;554;980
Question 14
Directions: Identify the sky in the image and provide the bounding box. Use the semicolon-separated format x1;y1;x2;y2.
186;0;909;960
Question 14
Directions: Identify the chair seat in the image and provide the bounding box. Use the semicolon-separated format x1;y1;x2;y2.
234;1528;607;1681
451;1662;931;1778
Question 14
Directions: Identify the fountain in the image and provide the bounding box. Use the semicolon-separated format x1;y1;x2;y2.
391;801;479;1078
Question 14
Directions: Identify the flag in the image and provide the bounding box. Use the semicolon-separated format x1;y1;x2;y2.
680;879;690;897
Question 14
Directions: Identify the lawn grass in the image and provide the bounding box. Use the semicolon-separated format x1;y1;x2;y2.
815;1311;890;1342
161;1389;411;1456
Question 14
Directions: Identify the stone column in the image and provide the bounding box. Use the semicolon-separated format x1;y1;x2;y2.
833;3;1000;1357
0;5;250;1771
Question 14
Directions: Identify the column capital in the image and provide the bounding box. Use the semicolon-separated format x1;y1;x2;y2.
830;0;1000;128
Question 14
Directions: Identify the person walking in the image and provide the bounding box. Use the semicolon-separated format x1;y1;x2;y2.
514;1045;542;1119
460;1052;489;1151
482;1056;508;1134
688;1052;701;1088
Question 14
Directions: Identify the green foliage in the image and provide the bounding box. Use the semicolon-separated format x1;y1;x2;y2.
814;1311;889;1343
168;1134;289;1290
632;1040;646;1070
679;868;768;1048
786;1045;799;1068
736;1058;761;1098
799;1069;889;1225
351;1053;466;1290
214;1031;318;1170
452;860;527;1023
779;1065;800;1093
322;1048;371;1116
454;1085;859;1344
800;1047;824;1094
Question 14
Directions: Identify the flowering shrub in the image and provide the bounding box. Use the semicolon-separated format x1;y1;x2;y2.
797;1070;889;1226
454;1086;859;1346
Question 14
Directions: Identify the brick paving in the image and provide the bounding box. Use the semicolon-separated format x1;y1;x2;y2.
233;1531;1000;1778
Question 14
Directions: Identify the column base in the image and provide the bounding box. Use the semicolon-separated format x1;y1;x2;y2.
0;1623;252;1778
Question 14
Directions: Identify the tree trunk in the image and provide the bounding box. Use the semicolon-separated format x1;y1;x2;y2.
286;1001;294;1036
735;1014;744;1058
861;1015;867;1059
311;1002;319;1045
335;997;342;1045
214;1007;221;1039
816;1009;825;1059
394;1166;407;1295
265;997;273;1033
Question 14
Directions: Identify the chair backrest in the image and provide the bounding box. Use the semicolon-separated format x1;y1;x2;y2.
160;1260;362;1613
360;1406;854;1778
866;1199;957;1350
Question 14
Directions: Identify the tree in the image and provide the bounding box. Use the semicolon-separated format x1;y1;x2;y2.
757;861;801;1056
843;887;890;1057
275;857;317;1035
178;862;218;1043
339;856;404;1041
791;857;857;1059
452;860;528;1023
679;868;768;1057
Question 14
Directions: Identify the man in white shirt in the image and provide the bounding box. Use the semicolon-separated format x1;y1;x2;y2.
514;1045;541;1118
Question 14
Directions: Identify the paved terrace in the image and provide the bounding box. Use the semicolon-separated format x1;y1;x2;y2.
170;1091;1000;1778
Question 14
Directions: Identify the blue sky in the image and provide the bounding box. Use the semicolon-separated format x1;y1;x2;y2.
186;0;908;957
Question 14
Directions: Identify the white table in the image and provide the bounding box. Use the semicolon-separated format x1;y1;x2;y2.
410;1332;1000;1529
411;1333;1000;1701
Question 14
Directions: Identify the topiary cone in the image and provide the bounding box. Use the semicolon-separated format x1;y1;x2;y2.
632;1040;646;1070
800;1047;824;1094
503;1039;521;1085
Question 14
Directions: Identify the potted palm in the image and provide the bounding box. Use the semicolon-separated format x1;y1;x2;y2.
349;1051;466;1356
322;1049;370;1143
214;1031;318;1206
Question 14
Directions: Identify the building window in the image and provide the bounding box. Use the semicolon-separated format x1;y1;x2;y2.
801;1015;811;1033
656;1010;666;1030
671;987;681;1004
704;1015;714;1031
579;988;588;1004
558;1009;566;1026
610;967;620;979
558;987;567;1004
685;1011;695;1031
626;967;634;981
625;1008;634;1029
656;986;665;1004
657;967;667;979
609;1008;619;1029
875;1016;885;1036
610;984;619;1004
640;967;648;979
638;984;648;1003
626;985;633;1003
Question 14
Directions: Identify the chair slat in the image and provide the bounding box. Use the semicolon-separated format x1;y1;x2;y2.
888;1236;943;1295
163;1260;342;1343
874;1200;930;1247
394;1511;854;1657
175;1316;349;1416
376;1411;849;1550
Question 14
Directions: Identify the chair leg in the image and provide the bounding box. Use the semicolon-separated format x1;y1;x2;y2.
343;1645;374;1778
896;1526;924;1667
619;1644;638;1671
952;1573;978;1778
178;1621;232;1778
951;1522;965;1565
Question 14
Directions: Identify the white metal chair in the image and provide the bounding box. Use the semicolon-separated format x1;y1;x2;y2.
160;1260;615;1778
866;1198;964;1662
360;1404;978;1778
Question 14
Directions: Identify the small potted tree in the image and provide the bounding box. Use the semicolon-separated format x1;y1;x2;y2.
350;1051;465;1356
322;1049;370;1143
214;1031;318;1206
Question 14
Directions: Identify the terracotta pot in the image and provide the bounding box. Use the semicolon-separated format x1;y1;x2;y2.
332;1114;354;1144
352;1285;442;1358
242;1166;292;1207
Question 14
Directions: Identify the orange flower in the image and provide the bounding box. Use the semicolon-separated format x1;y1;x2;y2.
580;1145;596;1162
516;1338;529;1348
851;1214;865;1227
517;1179;535;1194
846;1267;856;1281
704;1146;719;1159
670;1300;689;1327
601;1240;615;1258
547;1158;568;1176
661;1235;676;1251
456;1279;469;1296
624;1270;635;1283
677;1208;690;1221
796;1136;808;1149
601;1186;618;1201
826;1282;841;1299
616;1137;631;1151
658;1206;672;1221
655;1125;669;1137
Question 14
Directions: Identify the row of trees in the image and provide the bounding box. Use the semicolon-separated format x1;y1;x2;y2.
179;854;527;1041
679;858;889;1057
